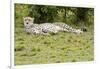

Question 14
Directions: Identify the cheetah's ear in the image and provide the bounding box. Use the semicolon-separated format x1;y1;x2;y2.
32;17;35;22
33;17;34;20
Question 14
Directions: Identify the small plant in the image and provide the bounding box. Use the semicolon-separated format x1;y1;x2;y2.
15;45;25;51
19;41;24;44
17;37;24;41
32;53;36;56
61;47;65;50
78;40;81;43
68;39;71;42
32;48;36;51
20;53;27;56
37;48;41;52
72;59;76;62
88;57;94;61
43;41;51;44
56;61;61;63
69;36;73;39
28;53;37;56
74;40;77;42
51;55;56;58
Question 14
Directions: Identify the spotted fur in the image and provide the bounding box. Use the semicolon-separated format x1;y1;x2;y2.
23;17;83;35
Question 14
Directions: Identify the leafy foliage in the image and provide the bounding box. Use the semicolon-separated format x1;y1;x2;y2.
15;4;94;26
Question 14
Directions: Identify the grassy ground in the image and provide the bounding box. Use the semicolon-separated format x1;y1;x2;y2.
15;26;94;65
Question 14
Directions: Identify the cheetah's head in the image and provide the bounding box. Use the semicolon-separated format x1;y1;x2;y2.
23;17;34;27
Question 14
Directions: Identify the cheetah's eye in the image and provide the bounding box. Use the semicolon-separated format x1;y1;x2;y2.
27;19;30;21
25;19;27;21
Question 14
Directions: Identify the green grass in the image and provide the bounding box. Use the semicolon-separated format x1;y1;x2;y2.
15;27;94;65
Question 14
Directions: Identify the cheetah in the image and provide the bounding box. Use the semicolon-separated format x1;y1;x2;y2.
23;17;83;35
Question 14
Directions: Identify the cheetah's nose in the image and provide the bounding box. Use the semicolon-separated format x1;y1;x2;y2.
26;22;28;24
